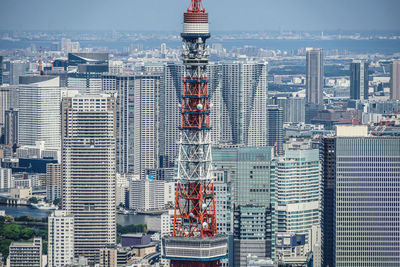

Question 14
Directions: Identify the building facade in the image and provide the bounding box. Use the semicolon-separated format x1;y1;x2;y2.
274;149;321;262
273;96;305;123
390;59;400;100
48;210;74;267
334;136;400;266
8;238;42;267
133;75;161;176
109;75;135;174
4;108;18;146
46;163;62;201
220;62;268;146
213;146;275;266
18;76;61;149
306;48;324;105
267;105;284;155
159;63;185;168
129;179;165;211
62;94;116;264
321;137;335;267
0;168;11;189
350;60;369;100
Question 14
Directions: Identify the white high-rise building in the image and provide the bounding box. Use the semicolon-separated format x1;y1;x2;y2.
62;94;116;265
207;63;223;144
18;76;61;150
159;62;267;169
275;149;321;260
220;62;268;146
48;210;74;267
109;75;135;174
67;73;102;94
0;168;11;189
133;75;160;176
159;63;185;168
129;179;165;211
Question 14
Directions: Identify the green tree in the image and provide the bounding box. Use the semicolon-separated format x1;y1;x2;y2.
21;227;35;239
28;197;38;204
0;239;12;259
36;229;48;240
0;216;5;228
53;198;61;206
2;224;22;240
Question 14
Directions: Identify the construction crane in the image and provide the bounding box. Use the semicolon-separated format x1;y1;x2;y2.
371;109;400;136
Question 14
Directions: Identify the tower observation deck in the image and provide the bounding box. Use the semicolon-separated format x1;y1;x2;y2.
161;1;228;266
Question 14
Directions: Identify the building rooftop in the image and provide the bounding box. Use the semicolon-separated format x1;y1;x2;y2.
121;233;147;238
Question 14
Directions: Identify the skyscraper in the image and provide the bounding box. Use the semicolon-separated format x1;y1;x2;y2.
213;146;275;266
220;62;268;146
350;60;369;100
306;48;324;105
18;76;61;149
333;126;400;266
107;75;135;174
320;137;335;267
0;86;19;129
274;149;321;261
10;60;28;85
159;63;185;168
0;56;3;85
4;108;18;146
207;62;223;145
48;210;74;267
62;94;116;264
159;63;224;168
133;74;160;176
390;59;400;100
273;96;305;123
107;74;161;175
267;105;283;155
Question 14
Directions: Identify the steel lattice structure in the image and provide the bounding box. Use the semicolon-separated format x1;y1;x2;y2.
162;1;227;266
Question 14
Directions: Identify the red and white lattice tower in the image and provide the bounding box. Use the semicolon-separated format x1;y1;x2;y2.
162;1;228;266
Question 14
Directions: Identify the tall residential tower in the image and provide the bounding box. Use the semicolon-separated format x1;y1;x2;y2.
62;94;116;264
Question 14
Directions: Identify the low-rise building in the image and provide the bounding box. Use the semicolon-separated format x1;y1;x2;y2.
8;237;42;267
10;187;32;199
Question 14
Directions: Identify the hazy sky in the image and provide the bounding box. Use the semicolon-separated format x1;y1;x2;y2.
0;0;399;32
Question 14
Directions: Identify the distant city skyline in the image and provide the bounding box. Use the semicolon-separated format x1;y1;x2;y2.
0;0;399;32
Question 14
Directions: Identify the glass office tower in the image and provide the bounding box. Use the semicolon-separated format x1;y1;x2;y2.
334;137;400;266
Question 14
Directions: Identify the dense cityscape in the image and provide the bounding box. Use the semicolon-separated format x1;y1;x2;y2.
0;0;400;267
